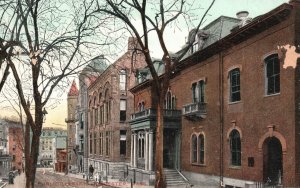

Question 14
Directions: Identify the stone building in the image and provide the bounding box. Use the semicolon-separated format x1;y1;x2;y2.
39;127;67;167
0;120;10;177
72;56;108;174
129;1;300;187
87;37;146;180
66;80;79;172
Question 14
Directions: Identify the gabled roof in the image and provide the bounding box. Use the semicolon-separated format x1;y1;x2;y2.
68;80;79;96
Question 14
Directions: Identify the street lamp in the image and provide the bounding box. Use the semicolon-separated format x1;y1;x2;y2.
42;108;48;123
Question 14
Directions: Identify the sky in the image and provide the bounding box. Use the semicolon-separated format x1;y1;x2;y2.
0;0;289;129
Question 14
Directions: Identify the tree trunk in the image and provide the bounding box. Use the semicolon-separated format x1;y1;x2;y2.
155;100;166;188
25;116;42;188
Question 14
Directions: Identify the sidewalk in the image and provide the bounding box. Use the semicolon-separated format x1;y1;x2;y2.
4;173;25;188
66;172;153;188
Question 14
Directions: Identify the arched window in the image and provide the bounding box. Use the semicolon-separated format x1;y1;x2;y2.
138;132;145;158
265;54;280;95
89;133;93;154
120;69;127;91
165;91;176;109
229;68;241;102
230;129;241;166
199;134;205;164
191;134;197;163
104;89;110;123
94;133;97;155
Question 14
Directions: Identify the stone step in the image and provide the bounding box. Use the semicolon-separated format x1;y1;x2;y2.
163;169;187;186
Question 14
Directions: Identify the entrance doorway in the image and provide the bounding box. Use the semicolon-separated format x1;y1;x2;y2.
263;137;283;185
163;129;176;168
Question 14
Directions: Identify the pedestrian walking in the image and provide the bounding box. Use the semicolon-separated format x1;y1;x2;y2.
89;165;94;179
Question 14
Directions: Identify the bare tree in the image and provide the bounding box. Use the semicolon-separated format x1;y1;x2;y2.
0;0;123;187
94;0;215;187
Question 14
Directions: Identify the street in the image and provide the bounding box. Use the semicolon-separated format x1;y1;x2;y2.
4;168;115;188
36;168;116;188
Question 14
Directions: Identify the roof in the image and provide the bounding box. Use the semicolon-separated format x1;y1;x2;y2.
130;3;293;93
82;55;108;73
68;80;78;96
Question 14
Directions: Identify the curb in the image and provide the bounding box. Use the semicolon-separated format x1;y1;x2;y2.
0;182;7;188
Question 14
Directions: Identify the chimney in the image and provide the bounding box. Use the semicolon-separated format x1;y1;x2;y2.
289;0;300;6
128;37;140;51
236;11;252;28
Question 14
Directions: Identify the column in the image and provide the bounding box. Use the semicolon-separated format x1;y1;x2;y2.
145;130;149;171
133;132;137;168
130;133;134;166
148;130;153;171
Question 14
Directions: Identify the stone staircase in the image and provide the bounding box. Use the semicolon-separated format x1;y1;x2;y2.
164;168;189;187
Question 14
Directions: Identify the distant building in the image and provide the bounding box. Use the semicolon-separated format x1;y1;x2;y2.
8;126;23;171
39;127;67;167
0;120;11;177
0;119;23;175
53;136;67;172
66;80;78;172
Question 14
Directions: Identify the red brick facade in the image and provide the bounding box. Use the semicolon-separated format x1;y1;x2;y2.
8;127;23;171
130;2;300;187
55;149;67;172
87;37;146;178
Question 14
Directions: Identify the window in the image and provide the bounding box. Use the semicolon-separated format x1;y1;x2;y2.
192;80;205;103
95;108;98;125
229;68;241;102
191;133;205;164
199;80;205;103
120;99;126;121
199;135;205;164
165;91;176;109
80;135;84;151
94;133;97;155
138;102;145;112
89;111;93;128
99;133;103;155
90;133;93;154
120;130;126;155
138;132;145;158
120;69;126;90
106;132;110;156
191;134;197;163
230;130;241;166
80;113;84;129
104;90;110;123
192;83;198;103
265;54;280;95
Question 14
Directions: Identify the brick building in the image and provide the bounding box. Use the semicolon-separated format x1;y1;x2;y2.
8;125;23;171
87;37;146;180
129;1;300;187
53;136;67;172
54;149;67;173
